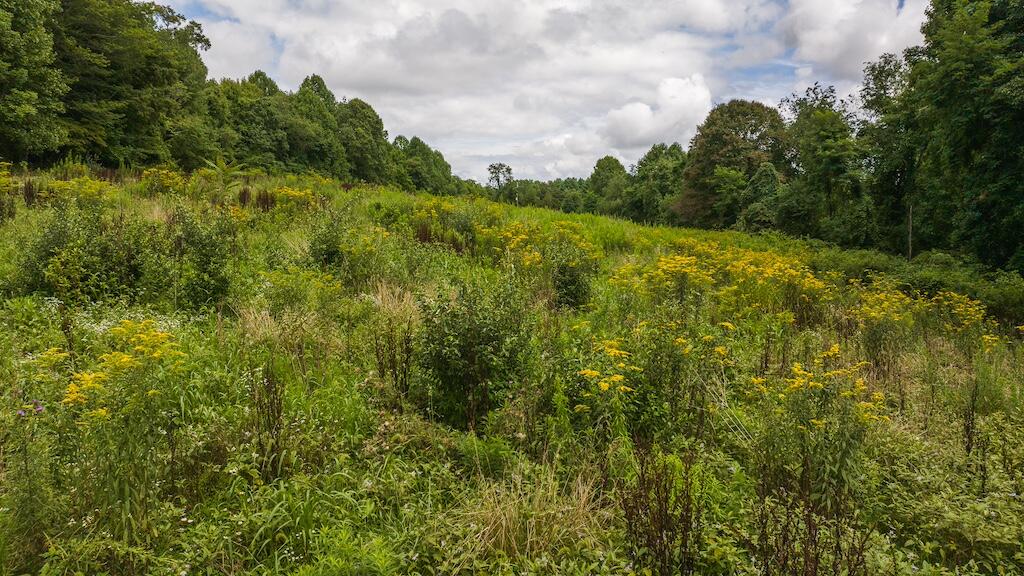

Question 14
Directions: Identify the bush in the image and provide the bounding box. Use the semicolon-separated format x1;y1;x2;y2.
165;203;234;309
417;274;533;430
20;202;160;303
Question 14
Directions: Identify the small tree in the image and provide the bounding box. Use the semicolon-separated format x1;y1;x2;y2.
418;276;530;430
487;162;514;202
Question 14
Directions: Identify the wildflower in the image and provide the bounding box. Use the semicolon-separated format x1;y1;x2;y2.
713;346;728;357
701;335;715;343
72;371;107;391
719;321;736;331
62;383;87;405
618;385;635;393
99;351;138;372
607;374;625;383
35;347;70;368
819;344;841;360
521;250;542;267
981;334;1000;353
598;380;611;392
84;408;110;420
577;369;600;379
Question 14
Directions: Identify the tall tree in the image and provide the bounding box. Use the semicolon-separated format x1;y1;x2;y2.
0;0;68;160
337;98;392;183
401;136;454;194
285;74;347;177
50;0;209;165
911;0;1024;269
674;100;787;228
487;162;513;199
626;143;686;223
860;52;924;257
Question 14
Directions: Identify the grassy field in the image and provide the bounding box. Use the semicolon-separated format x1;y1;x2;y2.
1;165;1023;575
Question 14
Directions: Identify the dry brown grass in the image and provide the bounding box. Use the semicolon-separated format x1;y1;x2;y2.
454;465;612;562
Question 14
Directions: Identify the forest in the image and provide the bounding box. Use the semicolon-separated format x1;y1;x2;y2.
1;0;1024;574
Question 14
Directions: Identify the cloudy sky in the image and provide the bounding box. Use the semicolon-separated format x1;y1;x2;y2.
166;0;928;182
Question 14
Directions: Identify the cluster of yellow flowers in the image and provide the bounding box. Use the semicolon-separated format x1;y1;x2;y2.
274;186;315;206
760;346;886;424
981;333;1002;353
43;177;111;203
854;286;921;327
0;162;14;195
931;291;989;334
577;338;641;394
141;168;186;195
413;197;459;224
618;237;831;315
62;320;185;419
643;254;715;297
485;221;543;268
110;319;185;362
475;218;599;273
338;225;391;261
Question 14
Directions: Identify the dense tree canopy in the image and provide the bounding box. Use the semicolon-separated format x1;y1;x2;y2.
0;0;68;159
673;100;787;228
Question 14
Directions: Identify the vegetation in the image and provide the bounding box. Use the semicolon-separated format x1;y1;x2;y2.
2;0;1024;573
0;162;1023;574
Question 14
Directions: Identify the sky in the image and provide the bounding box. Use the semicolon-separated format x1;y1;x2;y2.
166;0;929;182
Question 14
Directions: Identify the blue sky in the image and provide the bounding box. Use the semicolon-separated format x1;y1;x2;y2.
166;0;927;181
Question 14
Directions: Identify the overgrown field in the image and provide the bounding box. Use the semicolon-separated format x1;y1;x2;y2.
1;164;1023;575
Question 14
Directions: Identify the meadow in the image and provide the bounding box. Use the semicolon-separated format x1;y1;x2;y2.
1;161;1023;575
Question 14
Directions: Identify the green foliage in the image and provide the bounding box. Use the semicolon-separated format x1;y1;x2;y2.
20;200;158;303
0;174;1022;575
0;0;68;159
417;274;533;430
675;100;787;228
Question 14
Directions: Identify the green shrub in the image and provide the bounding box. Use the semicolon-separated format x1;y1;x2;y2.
165;203;234;309
417;274;533;430
20;202;160;303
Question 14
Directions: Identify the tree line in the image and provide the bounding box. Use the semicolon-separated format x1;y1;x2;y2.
2;0;1022;271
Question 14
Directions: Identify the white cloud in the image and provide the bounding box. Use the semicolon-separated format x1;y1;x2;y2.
168;0;928;181
780;0;928;81
604;75;713;150
198;20;279;80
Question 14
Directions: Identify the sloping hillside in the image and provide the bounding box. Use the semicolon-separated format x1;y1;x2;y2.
1;166;1023;575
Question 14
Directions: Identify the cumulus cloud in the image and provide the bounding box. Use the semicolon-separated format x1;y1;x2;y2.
167;0;927;181
604;75;713;150
780;0;928;81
